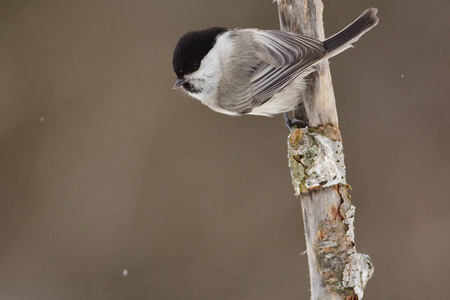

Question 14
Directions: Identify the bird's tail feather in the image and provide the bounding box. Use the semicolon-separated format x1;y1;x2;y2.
323;8;379;57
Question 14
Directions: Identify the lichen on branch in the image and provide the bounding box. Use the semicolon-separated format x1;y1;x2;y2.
287;127;346;195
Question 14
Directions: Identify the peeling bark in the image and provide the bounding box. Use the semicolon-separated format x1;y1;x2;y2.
277;1;374;299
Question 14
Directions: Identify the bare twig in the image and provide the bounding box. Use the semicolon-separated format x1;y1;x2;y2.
276;1;374;299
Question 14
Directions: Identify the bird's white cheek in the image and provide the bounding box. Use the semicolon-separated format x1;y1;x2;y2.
183;32;234;105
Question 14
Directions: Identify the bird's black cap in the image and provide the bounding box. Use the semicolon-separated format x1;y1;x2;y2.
173;27;228;78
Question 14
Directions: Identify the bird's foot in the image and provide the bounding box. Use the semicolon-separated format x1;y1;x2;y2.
283;113;307;131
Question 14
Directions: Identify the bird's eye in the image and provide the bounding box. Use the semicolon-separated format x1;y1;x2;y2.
192;63;200;71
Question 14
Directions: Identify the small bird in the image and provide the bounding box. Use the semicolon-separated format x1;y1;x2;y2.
173;8;379;125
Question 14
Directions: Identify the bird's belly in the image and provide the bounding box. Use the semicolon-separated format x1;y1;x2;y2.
248;76;308;116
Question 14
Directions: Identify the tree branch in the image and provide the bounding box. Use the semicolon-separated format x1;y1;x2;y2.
276;1;374;299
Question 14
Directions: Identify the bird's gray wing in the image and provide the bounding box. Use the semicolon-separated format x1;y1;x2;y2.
249;30;326;104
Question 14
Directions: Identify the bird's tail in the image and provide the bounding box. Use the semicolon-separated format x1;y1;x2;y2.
323;8;379;57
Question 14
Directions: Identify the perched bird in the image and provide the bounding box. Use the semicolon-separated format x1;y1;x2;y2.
172;8;379;125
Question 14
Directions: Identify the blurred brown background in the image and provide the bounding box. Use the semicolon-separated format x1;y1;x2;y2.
0;0;449;299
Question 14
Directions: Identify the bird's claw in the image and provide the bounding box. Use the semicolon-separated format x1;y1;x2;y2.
283;113;307;131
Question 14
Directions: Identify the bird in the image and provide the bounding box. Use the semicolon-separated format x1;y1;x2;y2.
172;8;379;127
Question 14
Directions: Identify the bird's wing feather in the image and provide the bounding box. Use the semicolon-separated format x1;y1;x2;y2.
249;30;326;104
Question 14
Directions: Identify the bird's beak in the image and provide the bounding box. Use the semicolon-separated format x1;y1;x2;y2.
173;78;186;89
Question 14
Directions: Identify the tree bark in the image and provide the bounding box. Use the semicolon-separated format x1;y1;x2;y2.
276;1;374;299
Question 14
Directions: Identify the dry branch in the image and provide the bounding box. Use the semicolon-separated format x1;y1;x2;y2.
276;1;374;299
